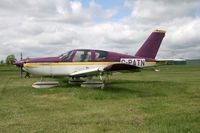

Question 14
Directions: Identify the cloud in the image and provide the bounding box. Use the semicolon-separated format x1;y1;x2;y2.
88;0;118;20
125;0;200;23
0;0;200;61
122;0;200;59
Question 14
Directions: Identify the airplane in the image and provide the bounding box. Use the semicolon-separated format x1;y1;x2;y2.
14;29;166;88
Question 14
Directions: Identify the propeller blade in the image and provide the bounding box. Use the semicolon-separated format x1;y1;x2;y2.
20;52;23;60
20;66;23;78
20;52;23;78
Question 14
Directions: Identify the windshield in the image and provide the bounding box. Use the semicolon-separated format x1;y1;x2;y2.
59;51;73;61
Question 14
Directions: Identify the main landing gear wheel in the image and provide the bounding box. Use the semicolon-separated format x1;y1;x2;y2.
81;81;104;89
80;75;105;89
68;77;85;85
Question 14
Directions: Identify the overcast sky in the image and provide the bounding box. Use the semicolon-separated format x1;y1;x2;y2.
0;0;200;60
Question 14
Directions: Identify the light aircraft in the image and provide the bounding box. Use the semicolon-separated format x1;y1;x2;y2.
14;29;166;88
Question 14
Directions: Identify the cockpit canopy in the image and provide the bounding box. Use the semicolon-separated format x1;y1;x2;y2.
59;51;73;61
95;50;107;61
59;49;108;62
73;50;91;62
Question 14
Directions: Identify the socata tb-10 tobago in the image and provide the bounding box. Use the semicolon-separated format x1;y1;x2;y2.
15;29;166;88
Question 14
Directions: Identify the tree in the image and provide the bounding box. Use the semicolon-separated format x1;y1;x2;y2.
6;55;16;65
0;60;4;64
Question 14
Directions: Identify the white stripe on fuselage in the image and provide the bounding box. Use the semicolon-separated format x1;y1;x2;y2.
24;62;156;76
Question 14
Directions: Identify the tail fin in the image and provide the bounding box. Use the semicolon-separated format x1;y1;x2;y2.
135;29;166;59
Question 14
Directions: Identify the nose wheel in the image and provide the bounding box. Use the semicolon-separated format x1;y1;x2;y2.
32;76;59;88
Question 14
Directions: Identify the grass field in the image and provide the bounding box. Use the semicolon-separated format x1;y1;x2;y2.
0;65;199;133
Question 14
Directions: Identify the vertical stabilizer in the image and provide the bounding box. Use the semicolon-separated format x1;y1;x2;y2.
135;29;165;59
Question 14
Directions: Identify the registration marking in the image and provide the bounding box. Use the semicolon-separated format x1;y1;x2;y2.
120;58;145;67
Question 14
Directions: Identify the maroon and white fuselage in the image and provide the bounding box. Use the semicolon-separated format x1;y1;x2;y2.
15;30;166;77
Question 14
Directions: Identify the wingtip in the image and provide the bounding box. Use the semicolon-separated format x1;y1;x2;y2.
153;29;166;33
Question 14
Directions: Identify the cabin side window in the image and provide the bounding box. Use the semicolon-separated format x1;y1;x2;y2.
73;50;92;62
95;50;107;61
59;51;73;61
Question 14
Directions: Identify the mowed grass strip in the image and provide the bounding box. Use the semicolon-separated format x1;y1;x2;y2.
0;65;199;133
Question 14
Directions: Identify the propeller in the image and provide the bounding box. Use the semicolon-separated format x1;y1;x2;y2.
20;52;23;78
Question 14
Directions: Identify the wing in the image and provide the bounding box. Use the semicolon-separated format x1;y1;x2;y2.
104;63;141;72
69;63;141;77
69;67;102;77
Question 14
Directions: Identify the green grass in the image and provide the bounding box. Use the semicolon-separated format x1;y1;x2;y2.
0;65;199;133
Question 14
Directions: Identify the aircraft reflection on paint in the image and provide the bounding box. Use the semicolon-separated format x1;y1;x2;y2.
14;29;166;88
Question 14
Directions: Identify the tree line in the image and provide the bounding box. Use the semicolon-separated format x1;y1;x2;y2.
0;55;16;65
